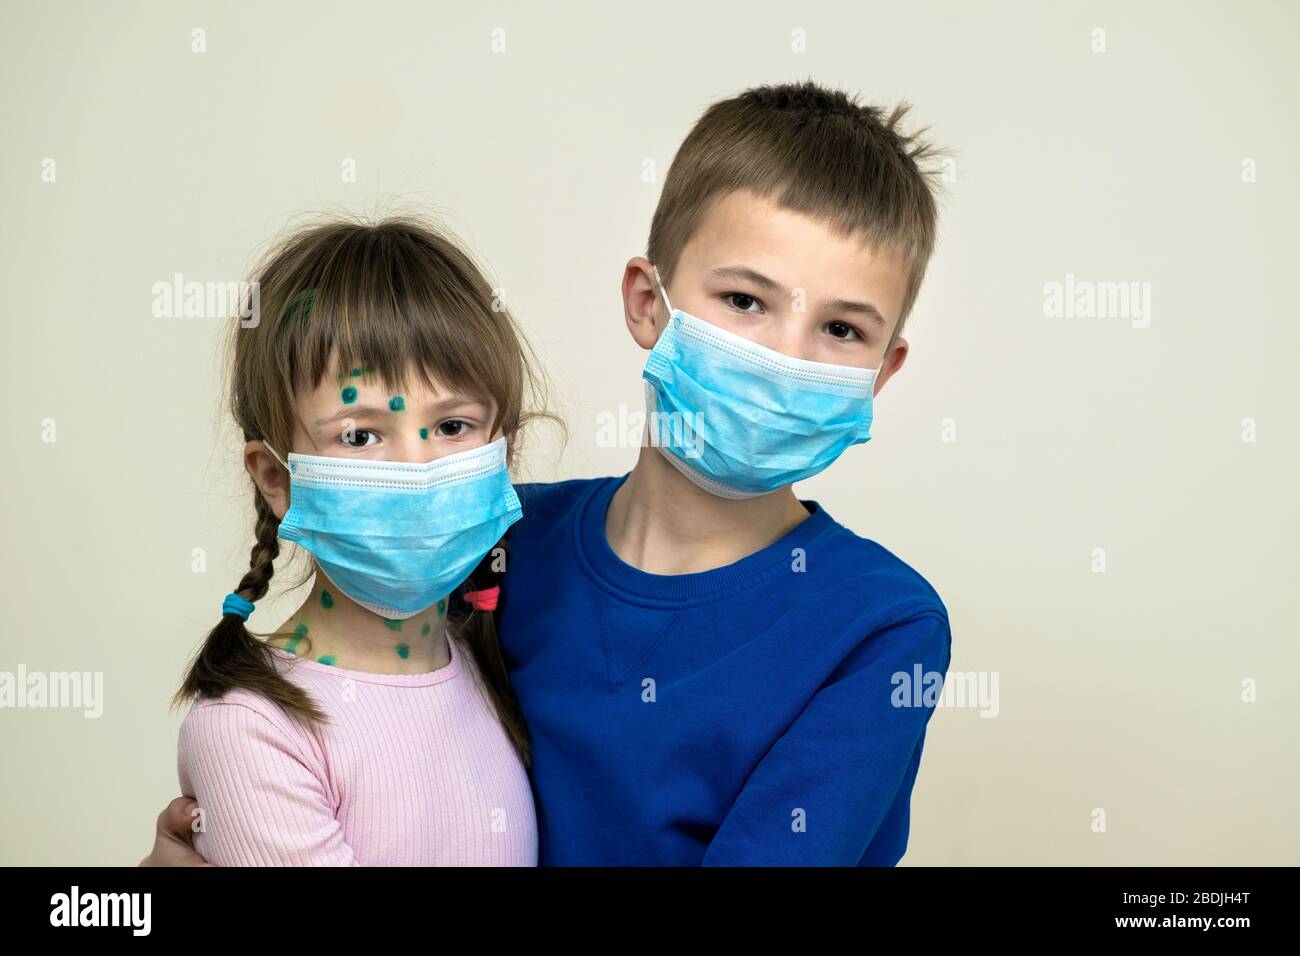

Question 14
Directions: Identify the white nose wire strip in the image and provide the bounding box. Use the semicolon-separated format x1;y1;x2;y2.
291;443;502;490
272;436;509;491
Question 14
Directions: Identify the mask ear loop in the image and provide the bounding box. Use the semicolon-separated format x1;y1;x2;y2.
650;264;675;319
261;440;289;472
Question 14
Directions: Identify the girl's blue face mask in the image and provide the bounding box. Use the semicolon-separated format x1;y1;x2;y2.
642;266;880;499
262;436;521;619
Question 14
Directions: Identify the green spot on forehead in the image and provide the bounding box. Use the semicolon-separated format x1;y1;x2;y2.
320;591;334;609
349;365;376;378
389;396;405;412
341;387;357;404
317;655;337;666
395;643;410;660
279;289;316;328
383;618;402;632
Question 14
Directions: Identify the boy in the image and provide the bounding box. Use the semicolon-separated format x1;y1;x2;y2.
143;80;950;866
497;81;950;865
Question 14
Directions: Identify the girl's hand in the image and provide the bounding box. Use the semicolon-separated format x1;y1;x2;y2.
138;796;215;867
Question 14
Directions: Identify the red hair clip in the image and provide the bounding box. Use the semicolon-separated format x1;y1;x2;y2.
462;586;500;612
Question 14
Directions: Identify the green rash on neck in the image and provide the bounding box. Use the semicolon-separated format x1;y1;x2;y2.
383;618;402;632
317;655;337;666
421;622;431;636
320;591;334;610
279;621;310;655
436;598;447;618
395;643;410;660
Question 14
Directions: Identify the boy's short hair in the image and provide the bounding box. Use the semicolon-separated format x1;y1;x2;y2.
648;81;945;341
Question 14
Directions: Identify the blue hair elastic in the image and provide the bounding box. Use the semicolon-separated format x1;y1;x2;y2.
222;592;256;621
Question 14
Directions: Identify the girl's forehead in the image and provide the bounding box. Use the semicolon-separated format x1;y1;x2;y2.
303;363;491;413
311;356;463;398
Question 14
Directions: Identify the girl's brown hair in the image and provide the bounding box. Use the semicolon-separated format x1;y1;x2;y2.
173;213;547;767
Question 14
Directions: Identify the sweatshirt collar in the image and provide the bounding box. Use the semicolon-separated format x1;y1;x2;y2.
573;473;840;606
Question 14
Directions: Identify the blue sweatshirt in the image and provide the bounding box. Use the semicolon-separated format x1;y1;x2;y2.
496;475;951;866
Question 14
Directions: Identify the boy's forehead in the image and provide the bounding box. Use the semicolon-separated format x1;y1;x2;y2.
682;189;910;316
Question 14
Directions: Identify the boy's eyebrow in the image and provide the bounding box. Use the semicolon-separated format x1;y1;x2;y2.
712;265;886;327
823;298;886;327
711;265;786;294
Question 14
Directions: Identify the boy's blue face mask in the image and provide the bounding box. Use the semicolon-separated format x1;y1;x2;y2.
263;436;521;619
641;266;880;499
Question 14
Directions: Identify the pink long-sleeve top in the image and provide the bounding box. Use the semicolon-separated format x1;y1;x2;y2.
176;635;538;866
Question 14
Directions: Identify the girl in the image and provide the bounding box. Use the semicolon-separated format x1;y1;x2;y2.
173;215;543;865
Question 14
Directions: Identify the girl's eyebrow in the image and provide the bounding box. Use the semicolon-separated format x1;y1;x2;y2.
431;395;489;411
316;404;392;426
314;396;489;427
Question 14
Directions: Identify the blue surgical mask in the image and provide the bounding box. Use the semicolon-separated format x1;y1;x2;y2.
641;266;879;499
262;436;521;619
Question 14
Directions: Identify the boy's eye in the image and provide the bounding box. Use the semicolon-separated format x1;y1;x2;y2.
826;320;864;342
342;428;378;448
723;292;764;314
436;419;472;438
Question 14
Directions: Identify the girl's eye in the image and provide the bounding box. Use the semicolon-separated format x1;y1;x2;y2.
342;429;378;448
826;320;864;343
436;419;472;438
723;292;764;314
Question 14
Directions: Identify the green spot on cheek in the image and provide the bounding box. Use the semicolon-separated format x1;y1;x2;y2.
419;427;428;440
317;655;337;666
341;387;357;404
421;622;431;636
395;643;410;660
383;618;402;632
389;396;405;412
321;591;333;610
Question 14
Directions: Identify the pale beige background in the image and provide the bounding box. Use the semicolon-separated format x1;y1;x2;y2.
1;0;1296;865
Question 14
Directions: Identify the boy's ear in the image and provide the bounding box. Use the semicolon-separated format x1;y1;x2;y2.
873;336;909;395
245;441;290;520
622;257;666;350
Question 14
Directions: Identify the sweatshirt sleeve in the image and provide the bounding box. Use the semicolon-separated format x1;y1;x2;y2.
177;699;358;866
701;609;952;866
